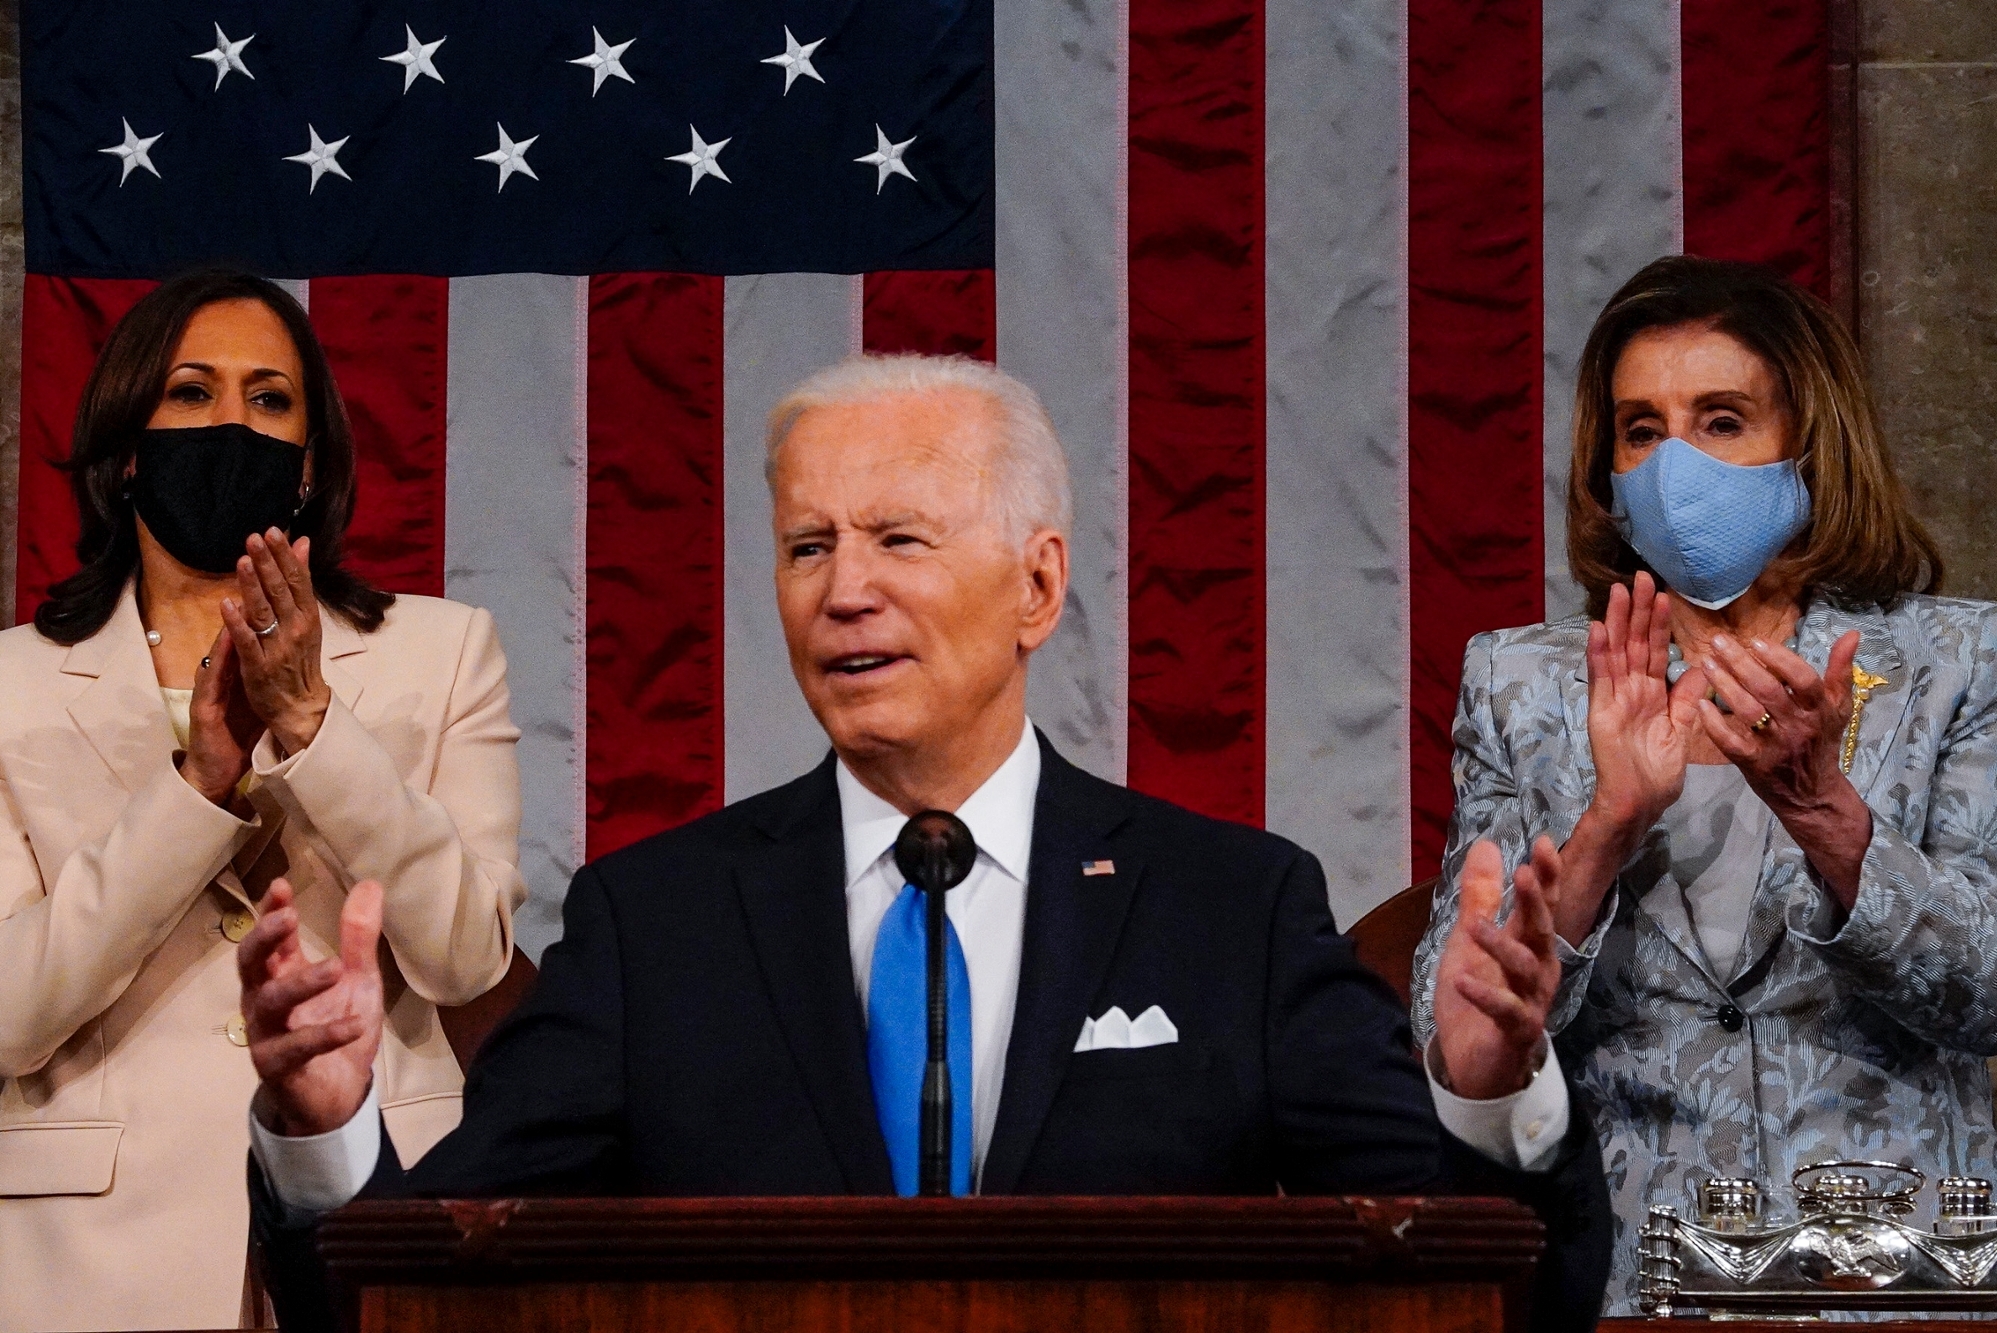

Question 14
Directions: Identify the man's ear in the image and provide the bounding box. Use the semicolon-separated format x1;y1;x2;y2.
1017;528;1069;655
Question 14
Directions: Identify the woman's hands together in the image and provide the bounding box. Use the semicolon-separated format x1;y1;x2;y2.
180;625;263;806
1698;629;1873;904
222;529;331;757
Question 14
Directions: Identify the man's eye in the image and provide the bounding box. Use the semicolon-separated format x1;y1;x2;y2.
790;542;827;560
883;533;919;548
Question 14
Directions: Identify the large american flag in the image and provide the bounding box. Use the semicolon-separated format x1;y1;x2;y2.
14;0;1838;956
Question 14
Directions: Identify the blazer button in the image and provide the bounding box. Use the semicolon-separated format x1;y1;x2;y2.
221;907;256;943
226;1015;249;1047
1716;1005;1744;1034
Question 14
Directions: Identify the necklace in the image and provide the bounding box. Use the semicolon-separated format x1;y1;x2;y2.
1664;635;1800;692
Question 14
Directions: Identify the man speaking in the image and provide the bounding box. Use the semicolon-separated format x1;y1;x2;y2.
241;356;1609;1325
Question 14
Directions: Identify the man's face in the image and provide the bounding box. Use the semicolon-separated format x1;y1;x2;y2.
771;386;1063;766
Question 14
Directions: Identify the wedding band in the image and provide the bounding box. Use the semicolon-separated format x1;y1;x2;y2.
254;619;280;638
1750;712;1774;733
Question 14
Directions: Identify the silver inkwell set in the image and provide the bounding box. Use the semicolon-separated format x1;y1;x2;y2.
1640;1162;1997;1318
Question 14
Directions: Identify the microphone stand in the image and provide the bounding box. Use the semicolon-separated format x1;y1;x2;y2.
894;811;976;1197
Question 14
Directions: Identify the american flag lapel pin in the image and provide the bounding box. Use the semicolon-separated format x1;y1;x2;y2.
1082;860;1115;876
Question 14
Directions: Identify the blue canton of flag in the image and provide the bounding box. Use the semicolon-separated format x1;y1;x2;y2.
24;0;994;278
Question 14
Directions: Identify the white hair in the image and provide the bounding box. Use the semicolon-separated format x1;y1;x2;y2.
765;353;1073;544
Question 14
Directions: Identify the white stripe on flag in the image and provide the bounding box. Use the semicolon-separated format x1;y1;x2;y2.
722;274;858;802
271;278;310;313
997;0;1129;785
1265;0;1411;925
1542;0;1685;619
444;273;588;960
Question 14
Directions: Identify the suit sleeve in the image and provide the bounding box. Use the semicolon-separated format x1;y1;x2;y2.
1267;845;1612;1331
1412;632;1615;1048
1794;608;1997;1053
0;758;254;1076
250;606;527;1006
251;861;631;1332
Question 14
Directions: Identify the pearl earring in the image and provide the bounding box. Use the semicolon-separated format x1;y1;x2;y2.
146;630;162;646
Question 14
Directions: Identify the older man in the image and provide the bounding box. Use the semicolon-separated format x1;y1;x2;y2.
241;356;1609;1325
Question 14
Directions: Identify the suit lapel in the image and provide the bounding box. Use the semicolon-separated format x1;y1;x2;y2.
979;737;1141;1194
732;756;895;1194
319;612;369;716
63;586;178;798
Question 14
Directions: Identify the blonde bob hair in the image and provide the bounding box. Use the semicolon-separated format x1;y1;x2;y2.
1567;255;1942;618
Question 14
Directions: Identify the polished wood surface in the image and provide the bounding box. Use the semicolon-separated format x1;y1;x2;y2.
1601;1322;1997;1330
319;1195;1542;1333
1348;878;1439;1008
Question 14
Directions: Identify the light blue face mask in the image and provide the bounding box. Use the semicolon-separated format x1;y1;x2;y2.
1609;436;1811;610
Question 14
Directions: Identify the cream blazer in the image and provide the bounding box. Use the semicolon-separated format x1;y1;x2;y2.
0;587;526;1333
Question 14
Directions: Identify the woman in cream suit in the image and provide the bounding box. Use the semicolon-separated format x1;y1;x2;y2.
0;270;526;1331
1412;257;1993;1314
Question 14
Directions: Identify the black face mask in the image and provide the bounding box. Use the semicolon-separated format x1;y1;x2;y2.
128;424;308;574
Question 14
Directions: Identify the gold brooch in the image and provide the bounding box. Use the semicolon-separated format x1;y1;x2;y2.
1842;664;1891;774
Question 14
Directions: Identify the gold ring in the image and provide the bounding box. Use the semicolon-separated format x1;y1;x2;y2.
1750;712;1774;733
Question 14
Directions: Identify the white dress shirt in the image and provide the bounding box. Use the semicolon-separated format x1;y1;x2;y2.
251;716;1567;1212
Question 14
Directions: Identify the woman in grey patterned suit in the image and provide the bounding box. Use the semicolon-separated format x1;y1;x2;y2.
1411;256;1995;1315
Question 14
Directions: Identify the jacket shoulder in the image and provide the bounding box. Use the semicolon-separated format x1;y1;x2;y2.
1463;615;1590;686
0;620;69;673
1878;593;1997;660
1056;758;1314;881
581;761;835;886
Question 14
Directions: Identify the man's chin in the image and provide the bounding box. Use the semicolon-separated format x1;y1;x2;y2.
811;702;928;765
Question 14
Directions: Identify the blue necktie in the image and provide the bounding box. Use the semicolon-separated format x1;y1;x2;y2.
867;881;974;1195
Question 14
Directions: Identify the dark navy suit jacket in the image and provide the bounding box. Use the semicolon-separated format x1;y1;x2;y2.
256;734;1610;1327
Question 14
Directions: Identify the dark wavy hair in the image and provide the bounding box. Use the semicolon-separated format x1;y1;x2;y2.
33;269;393;645
1567;255;1942;618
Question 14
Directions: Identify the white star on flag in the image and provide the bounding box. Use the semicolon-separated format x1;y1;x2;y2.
100;118;163;185
855;125;916;193
568;27;635;96
760;27;825;95
381;25;445;92
666;126;731;194
283;125;351;193
192;24;254;90
474;124;538;191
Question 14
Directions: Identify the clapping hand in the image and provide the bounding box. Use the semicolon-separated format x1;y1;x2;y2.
238;877;384;1137
1698;629;1873;903
1584;571;1707;833
180;625;263;806
222;530;331;758
1431;838;1563;1101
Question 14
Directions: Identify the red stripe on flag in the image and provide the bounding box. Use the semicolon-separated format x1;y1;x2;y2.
1682;0;1832;296
1407;0;1544;875
1125;0;1266;828
585;273;726;859
14;276;156;625
862;270;996;361
308;276;449;598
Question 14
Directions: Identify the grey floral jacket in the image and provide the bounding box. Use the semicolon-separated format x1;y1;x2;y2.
1410;594;1997;1316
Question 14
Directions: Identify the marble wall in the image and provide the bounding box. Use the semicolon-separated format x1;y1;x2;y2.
1856;2;1997;597
0;4;1991;621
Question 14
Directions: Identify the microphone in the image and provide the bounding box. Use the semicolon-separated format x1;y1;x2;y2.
893;810;977;1197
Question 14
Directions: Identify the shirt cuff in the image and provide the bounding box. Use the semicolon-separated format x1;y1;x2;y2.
1423;1038;1570;1173
247;1083;381;1219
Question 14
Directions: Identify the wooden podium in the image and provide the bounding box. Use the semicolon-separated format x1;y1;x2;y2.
314;1195;1543;1333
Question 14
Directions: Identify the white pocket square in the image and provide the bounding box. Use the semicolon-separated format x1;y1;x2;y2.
1074;1004;1178;1052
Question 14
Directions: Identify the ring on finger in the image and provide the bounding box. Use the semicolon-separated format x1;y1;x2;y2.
1750;711;1774;733
254;618;281;638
